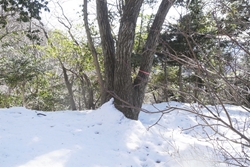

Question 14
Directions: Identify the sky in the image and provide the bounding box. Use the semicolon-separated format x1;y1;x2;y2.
40;0;182;31
41;0;83;30
1;98;249;167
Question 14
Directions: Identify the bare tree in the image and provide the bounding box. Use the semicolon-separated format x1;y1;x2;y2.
146;0;250;165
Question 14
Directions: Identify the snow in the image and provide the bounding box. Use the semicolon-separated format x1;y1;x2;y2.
0;99;249;167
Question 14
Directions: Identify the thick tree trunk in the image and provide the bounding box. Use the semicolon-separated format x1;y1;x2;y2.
96;0;116;102
114;0;144;120
96;0;175;120
83;0;105;104
133;0;175;118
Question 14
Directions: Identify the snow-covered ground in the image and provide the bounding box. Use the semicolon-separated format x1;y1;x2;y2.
0;99;249;167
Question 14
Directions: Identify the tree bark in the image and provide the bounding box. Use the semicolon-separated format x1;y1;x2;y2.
114;0;144;120
83;0;105;104
96;0;116;102
133;0;175;118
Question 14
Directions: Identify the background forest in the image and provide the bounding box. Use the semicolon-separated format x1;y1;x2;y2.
0;0;249;112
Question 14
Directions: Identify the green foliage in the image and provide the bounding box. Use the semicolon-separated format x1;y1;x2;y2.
0;47;46;106
27;73;67;111
220;0;250;35
0;0;49;26
0;57;41;86
134;13;153;52
0;0;49;45
153;67;179;85
45;30;92;67
150;0;239;104
41;30;100;110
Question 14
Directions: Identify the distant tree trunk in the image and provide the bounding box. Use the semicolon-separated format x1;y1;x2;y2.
163;61;169;102
194;74;200;103
81;72;95;109
59;60;77;110
178;64;185;102
21;82;26;107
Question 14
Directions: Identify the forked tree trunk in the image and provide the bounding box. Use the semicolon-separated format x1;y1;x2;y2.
96;0;175;120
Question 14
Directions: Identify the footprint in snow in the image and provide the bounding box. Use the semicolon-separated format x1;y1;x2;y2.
155;160;161;163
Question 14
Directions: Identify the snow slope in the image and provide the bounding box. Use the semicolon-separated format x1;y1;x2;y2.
0;99;248;167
